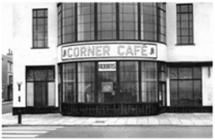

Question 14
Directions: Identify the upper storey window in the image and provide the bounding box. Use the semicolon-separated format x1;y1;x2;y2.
62;4;76;43
97;3;116;40
141;3;157;41
177;4;193;45
119;3;138;40
77;3;95;41
57;3;166;45
33;9;48;48
157;3;166;43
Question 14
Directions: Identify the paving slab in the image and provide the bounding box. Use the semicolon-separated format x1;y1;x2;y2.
2;113;212;126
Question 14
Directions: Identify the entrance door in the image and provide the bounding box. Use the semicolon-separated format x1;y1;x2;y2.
34;82;48;107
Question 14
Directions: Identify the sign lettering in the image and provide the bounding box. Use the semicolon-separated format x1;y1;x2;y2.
62;43;157;60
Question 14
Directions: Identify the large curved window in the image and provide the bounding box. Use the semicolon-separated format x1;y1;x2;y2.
57;3;166;44
60;61;164;104
97;3;116;40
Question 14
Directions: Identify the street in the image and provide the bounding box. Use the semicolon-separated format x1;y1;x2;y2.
1;102;213;138
2;125;212;138
2;102;12;114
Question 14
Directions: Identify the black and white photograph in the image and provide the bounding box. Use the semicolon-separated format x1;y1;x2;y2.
1;0;213;138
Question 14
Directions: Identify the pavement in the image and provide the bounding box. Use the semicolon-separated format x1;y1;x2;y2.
2;113;212;126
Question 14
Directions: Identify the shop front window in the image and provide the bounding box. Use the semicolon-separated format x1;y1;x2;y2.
60;61;161;104
170;66;202;106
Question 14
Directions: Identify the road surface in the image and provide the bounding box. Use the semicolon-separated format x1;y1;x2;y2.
2;125;212;138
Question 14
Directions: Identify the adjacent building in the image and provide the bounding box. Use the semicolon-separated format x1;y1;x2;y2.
2;50;13;102
11;2;213;116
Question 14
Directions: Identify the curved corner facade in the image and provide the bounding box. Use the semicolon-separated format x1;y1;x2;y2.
10;2;213;116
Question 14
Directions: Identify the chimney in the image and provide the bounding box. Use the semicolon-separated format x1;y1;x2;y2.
7;49;13;56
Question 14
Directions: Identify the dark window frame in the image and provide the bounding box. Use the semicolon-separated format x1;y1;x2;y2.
32;9;48;49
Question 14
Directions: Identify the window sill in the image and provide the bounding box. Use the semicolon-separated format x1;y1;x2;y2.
31;47;49;49
175;43;195;46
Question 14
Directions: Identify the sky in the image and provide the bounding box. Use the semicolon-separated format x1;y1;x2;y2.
1;2;13;55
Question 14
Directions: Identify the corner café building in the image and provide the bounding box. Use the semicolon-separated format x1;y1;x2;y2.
12;2;213;116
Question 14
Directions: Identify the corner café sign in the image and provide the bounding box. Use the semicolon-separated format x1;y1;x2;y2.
62;43;157;60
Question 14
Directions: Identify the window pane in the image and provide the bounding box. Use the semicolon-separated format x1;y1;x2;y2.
62;63;77;103
27;70;34;81
34;70;47;81
78;3;95;41
193;67;201;79
119;3;138;40
78;62;95;103
193;80;202;106
48;82;55;106
170;80;178;106
27;83;34;106
178;67;192;79
141;3;157;41
141;62;157;102
62;3;76;43
178;80;193;106
119;61;139;102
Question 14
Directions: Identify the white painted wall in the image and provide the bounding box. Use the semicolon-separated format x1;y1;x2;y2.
10;2;213;108
166;3;213;62
12;3;58;107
